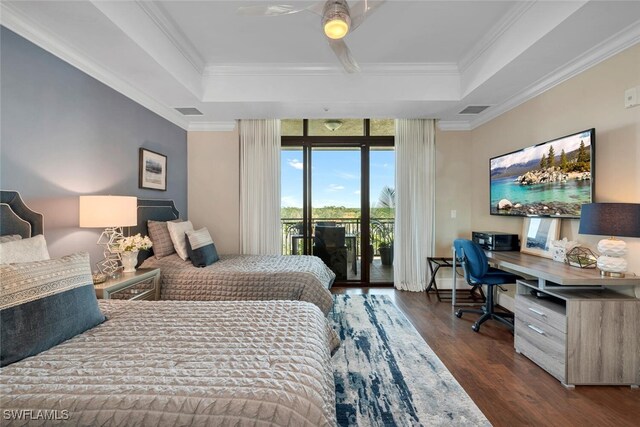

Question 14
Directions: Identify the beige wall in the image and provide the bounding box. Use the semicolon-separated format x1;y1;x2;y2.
434;129;473;256
187;44;639;285
187;129;241;254
449;43;640;292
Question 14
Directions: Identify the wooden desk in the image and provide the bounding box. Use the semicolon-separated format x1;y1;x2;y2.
450;249;640;305
485;250;640;287
450;249;640;387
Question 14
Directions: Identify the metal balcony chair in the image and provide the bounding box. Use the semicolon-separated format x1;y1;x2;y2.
314;226;348;280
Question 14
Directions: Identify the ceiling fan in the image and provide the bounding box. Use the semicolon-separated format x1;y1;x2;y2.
238;0;385;73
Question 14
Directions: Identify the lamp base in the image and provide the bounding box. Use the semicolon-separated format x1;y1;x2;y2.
600;270;625;278
96;226;124;276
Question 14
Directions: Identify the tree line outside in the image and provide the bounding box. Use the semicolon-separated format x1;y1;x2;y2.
281;206;395;219
281;186;395;219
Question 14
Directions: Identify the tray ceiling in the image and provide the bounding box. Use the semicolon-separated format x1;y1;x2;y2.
2;1;639;130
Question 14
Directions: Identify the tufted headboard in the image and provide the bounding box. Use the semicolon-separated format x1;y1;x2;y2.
130;198;180;264
0;191;44;238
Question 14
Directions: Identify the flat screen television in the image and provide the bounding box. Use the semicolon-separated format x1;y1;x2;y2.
490;128;595;218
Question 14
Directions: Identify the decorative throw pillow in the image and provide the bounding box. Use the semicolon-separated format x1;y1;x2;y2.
0;234;50;264
186;228;219;268
147;220;181;258
166;220;194;260
0;252;105;367
0;234;22;243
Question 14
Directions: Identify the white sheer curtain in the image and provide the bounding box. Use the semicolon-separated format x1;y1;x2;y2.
239;119;281;255
393;119;436;291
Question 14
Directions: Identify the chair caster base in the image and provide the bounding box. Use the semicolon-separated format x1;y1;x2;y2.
471;323;480;332
455;310;463;318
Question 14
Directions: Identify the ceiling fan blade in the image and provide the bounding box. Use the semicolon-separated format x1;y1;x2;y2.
237;4;307;16
350;0;386;32
329;39;360;73
306;1;329;16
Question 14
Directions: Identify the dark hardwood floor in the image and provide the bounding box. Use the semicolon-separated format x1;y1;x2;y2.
331;287;640;427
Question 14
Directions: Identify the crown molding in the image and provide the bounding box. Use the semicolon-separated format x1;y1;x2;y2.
204;62;459;77
135;1;205;74
458;1;536;73
188;121;237;132
437;121;472;131
468;20;640;130
0;2;190;131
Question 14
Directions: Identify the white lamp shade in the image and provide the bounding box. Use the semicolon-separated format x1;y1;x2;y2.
79;196;137;228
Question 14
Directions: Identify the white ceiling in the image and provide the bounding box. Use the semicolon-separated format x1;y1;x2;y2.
2;1;640;131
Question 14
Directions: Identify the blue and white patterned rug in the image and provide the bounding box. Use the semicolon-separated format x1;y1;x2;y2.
331;294;491;427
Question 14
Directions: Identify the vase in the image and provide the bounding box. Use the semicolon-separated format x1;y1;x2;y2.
121;250;139;273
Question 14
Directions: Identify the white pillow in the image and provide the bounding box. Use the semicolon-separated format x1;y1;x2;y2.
0;234;22;243
166;220;194;261
0;234;50;264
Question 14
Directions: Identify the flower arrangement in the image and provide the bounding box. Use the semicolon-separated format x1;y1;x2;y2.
117;234;153;252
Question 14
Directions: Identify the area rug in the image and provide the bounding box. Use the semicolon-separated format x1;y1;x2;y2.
330;294;490;427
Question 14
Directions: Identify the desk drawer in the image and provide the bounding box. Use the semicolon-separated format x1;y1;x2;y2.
515;294;566;333
515;317;566;382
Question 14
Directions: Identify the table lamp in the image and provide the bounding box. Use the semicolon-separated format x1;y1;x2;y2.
578;203;640;277
79;195;137;275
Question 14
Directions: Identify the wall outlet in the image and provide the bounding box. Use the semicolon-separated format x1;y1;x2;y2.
450;210;457;219
625;86;638;108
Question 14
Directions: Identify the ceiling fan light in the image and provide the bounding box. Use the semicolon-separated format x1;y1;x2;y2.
323;119;343;131
324;18;349;39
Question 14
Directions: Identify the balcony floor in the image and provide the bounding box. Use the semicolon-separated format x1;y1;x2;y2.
345;258;393;283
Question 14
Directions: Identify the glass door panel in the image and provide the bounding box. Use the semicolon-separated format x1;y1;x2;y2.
369;147;395;283
311;147;361;282
281;147;305;255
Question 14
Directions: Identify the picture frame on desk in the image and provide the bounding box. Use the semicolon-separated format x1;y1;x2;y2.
521;217;561;258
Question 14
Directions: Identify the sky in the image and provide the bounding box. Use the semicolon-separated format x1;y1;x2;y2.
281;148;395;209
490;130;592;170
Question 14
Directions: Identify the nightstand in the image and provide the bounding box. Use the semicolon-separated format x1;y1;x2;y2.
94;268;161;300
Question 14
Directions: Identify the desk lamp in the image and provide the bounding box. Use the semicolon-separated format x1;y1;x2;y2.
578;203;640;277
79;195;137;275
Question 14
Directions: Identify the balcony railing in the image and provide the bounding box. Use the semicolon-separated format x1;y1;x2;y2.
281;217;394;257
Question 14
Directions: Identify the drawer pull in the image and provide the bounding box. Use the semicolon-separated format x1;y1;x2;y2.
527;324;545;335
528;307;546;317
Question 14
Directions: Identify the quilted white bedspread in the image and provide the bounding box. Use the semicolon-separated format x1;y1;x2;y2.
1;300;338;426
141;254;335;315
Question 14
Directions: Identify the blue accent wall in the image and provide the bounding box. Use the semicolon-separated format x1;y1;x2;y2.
0;27;187;264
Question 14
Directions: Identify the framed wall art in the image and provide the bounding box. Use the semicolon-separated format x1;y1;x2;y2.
139;148;167;191
520;217;561;258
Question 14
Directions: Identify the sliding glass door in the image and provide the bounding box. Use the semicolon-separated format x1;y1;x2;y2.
369;147;395;283
311;146;362;281
281;119;394;286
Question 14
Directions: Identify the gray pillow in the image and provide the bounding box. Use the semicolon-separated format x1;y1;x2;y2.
0;252;105;367
147;220;181;259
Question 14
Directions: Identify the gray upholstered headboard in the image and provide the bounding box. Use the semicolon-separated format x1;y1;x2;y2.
0;191;44;238
131;198;180;264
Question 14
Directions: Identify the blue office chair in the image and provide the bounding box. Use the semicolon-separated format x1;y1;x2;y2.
453;239;520;332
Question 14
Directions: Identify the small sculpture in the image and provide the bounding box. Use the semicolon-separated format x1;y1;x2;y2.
550;238;580;263
565;247;597;269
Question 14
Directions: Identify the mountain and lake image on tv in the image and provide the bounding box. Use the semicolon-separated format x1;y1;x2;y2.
490;129;595;218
